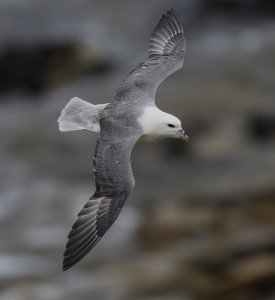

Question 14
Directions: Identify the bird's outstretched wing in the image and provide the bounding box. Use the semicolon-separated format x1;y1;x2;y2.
63;115;141;271
115;8;186;101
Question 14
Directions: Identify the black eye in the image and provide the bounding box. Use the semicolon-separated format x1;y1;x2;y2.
168;123;175;128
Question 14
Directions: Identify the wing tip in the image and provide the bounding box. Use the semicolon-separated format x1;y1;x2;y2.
167;7;178;16
62;263;71;272
61;196;112;270
62;253;76;271
62;250;86;271
62;235;102;271
149;8;185;57
165;8;178;19
157;8;183;33
62;256;80;271
62;255;74;271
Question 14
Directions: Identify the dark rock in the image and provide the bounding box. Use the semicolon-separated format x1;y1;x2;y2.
137;207;218;250
201;0;275;17
247;114;275;143
0;42;112;95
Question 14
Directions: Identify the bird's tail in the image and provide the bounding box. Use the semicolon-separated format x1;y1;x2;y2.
58;97;108;132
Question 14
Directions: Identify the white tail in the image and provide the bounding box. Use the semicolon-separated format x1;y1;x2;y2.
57;97;108;132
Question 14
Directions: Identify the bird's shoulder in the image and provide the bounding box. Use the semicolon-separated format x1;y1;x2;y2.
98;102;143;138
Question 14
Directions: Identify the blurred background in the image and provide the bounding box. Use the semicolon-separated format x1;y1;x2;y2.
0;1;275;299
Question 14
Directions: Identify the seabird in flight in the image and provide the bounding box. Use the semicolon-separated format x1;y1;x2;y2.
58;8;188;271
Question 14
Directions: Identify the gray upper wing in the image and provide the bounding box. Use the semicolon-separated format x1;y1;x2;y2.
63;112;142;271
115;9;186;102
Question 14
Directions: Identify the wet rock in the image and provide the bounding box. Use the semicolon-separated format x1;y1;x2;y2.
0;275;124;300
0;42;112;95
130;194;275;299
247;114;275;143
229;254;275;285
137;206;218;250
0;253;54;281
201;0;275;17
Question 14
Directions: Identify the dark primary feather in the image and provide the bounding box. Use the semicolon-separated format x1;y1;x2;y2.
63;109;142;271
115;8;186;101
149;8;184;57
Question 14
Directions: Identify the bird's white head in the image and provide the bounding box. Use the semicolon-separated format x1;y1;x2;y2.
138;106;189;143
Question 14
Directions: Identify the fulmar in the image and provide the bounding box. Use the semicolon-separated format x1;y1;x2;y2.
58;8;188;271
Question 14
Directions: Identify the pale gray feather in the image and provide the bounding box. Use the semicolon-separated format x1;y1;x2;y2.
58;97;108;132
115;8;186;101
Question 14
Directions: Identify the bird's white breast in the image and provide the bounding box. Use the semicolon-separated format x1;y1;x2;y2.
138;106;161;133
137;106;167;143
